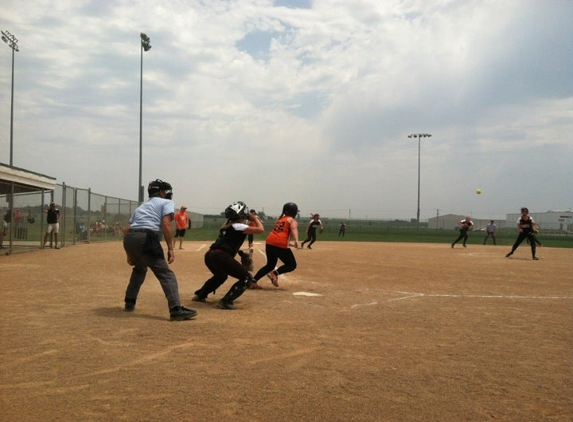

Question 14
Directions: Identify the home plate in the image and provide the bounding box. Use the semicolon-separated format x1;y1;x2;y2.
293;292;323;297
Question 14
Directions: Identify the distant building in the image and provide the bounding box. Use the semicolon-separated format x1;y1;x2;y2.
188;211;204;229
506;211;573;232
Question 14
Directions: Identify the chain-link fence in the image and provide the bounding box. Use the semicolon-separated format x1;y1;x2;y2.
1;181;139;254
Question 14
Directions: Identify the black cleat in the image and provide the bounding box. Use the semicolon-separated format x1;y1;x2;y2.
125;299;136;312
170;306;197;321
505;252;512;258
217;300;235;310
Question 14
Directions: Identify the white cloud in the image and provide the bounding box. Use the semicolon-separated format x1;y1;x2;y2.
0;0;571;219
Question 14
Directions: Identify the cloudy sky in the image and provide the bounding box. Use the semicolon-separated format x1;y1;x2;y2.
1;0;571;220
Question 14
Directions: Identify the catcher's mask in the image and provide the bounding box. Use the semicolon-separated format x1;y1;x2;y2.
148;179;173;199
225;201;249;221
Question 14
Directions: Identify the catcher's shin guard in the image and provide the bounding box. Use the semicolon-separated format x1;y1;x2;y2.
220;275;254;304
195;277;227;299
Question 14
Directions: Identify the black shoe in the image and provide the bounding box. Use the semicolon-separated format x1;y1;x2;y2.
451;243;454;248
170;306;197;321
217;299;235;310
533;257;539;260
505;252;512;258
308;246;312;249
192;295;206;303
463;244;467;248
125;299;136;312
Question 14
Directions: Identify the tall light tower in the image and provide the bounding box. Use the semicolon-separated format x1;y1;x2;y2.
1;30;19;166
407;133;432;229
139;32;151;203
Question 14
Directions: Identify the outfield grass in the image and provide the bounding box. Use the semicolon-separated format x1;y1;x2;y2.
195;218;573;248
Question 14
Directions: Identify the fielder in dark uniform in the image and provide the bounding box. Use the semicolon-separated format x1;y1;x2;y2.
506;207;540;260
192;201;264;310
301;214;324;249
123;179;197;321
451;216;473;248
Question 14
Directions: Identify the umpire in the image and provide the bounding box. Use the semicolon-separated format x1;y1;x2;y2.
123;179;197;321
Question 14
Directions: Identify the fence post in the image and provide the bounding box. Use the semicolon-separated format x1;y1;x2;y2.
87;188;92;244
61;182;67;247
72;187;77;245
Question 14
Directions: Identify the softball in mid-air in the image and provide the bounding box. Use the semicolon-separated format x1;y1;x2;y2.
476;189;482;194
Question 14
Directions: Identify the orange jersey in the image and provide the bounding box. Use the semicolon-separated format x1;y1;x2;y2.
266;216;293;248
174;211;189;229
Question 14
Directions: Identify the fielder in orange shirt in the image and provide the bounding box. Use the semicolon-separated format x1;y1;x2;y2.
251;202;299;289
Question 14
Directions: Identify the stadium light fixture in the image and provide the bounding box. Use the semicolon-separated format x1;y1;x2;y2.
139;33;151;204
407;133;432;229
2;30;19;167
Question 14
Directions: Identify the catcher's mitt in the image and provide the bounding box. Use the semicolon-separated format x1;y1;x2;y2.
238;248;254;271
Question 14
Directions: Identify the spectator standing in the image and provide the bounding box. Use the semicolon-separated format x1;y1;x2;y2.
338;222;346;237
14;209;23;239
43;203;61;249
0;208;8;249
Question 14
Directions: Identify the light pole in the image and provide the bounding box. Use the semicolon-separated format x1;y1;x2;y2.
1;30;19;167
407;133;431;229
139;32;151;203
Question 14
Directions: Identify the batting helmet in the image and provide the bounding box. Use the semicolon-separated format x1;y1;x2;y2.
282;202;298;217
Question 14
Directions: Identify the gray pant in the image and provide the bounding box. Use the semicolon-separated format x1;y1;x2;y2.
123;231;181;310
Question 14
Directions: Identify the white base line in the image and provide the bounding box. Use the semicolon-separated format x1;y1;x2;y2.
391;291;573;301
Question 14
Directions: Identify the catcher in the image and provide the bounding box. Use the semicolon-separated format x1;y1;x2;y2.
506;207;540;260
192;201;263;309
451;216;473;248
300;213;324;250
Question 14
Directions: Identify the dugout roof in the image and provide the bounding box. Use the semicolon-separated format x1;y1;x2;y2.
0;162;56;195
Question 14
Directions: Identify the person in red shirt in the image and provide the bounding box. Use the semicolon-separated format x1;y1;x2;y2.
173;206;189;250
251;202;300;289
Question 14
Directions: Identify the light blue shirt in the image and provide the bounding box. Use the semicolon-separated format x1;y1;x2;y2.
129;197;175;231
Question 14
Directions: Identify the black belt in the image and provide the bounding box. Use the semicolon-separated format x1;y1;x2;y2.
129;228;156;233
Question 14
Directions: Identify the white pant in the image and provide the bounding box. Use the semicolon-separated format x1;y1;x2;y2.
46;223;59;234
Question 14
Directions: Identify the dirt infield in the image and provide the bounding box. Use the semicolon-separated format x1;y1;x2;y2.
1;241;572;421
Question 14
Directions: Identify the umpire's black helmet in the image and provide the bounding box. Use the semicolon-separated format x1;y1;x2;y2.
148;179;173;199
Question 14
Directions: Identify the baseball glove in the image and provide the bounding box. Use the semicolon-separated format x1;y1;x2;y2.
238;248;254;271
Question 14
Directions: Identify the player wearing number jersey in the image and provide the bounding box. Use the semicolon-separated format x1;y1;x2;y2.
251;202;300;288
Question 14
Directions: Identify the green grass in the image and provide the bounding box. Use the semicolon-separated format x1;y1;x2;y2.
192;218;573;248
9;217;571;249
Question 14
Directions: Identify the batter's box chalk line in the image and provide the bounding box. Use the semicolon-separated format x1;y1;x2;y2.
389;291;573;302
